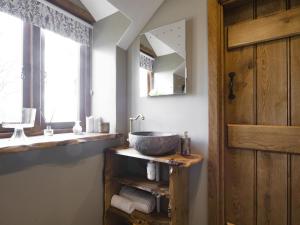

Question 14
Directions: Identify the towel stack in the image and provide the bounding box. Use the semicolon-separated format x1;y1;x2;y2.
86;116;102;133
110;186;156;214
111;195;135;214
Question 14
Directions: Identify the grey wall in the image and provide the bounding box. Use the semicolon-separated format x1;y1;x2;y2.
127;0;208;224
153;53;184;73
116;47;128;134
0;139;121;225
92;12;130;133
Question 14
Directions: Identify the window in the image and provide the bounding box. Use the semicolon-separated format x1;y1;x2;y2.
0;15;91;135
43;30;81;123
0;12;23;122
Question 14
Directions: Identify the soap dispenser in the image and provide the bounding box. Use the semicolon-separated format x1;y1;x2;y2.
181;131;191;156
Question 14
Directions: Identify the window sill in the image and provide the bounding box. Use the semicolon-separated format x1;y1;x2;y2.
0;133;122;155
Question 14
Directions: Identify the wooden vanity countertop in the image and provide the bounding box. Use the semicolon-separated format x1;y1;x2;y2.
107;146;204;168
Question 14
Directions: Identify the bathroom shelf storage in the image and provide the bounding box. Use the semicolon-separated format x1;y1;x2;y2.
104;146;203;225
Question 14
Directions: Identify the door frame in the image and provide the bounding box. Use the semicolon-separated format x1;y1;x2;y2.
208;0;224;225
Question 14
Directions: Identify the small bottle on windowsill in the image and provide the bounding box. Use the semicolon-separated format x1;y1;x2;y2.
73;121;83;135
44;125;54;136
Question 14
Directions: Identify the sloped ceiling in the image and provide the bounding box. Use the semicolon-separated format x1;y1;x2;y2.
80;0;118;21
80;0;165;50
145;20;186;58
145;33;175;57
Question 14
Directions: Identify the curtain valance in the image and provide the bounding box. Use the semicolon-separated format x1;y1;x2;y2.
0;0;92;45
140;52;154;71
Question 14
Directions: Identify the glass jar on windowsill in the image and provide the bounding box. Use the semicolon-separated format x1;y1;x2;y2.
43;125;54;136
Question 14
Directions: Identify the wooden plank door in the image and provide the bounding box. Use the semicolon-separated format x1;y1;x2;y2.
223;1;300;225
224;3;256;225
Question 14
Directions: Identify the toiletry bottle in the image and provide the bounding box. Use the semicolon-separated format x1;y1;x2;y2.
73;121;82;135
181;131;191;156
147;161;156;181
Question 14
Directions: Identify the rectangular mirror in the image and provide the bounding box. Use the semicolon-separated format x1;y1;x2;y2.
139;20;187;97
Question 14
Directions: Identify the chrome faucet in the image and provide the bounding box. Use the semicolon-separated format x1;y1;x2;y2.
129;114;145;133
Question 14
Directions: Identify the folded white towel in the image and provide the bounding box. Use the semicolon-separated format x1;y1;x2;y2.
120;186;156;214
86;116;94;133
111;195;135;214
94;117;102;133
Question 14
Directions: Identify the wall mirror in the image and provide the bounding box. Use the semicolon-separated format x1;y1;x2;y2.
139;20;187;97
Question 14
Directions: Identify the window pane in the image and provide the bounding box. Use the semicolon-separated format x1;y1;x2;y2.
0;12;23;123
43;30;80;123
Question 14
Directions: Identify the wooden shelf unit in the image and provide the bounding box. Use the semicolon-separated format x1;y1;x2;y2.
107;206;170;225
113;176;170;198
104;146;203;225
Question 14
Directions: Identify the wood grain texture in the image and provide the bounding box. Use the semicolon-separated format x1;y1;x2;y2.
46;0;95;24
221;1;294;225
108;147;203;168
291;36;300;125
219;0;237;5
220;0;251;7
228;124;300;153
257;0;286;17
224;3;255;225
224;0;253;26
224;148;255;225
104;149;193;225
0;133;121;155
224;45;255;225
291;156;300;225
291;0;300;7
113;176;169;197
256;1;288;222
257;40;287;125
257;152;288;225
169;166;189;225
225;46;255;124
208;0;223;224
228;7;300;48
108;207;170;225
290;35;300;225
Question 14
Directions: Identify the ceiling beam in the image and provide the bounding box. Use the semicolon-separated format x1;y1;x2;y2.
46;0;95;24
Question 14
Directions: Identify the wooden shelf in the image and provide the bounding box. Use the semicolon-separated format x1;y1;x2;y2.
108;146;203;168
113;176;169;197
105;145;202;224
0;133;122;155
107;206;170;225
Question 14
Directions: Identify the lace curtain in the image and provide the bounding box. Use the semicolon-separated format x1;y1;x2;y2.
0;0;92;45
140;52;154;72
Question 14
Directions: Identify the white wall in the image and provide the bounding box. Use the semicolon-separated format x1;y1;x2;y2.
92;12;130;132
127;0;208;224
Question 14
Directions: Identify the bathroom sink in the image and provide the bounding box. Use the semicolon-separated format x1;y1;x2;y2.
128;132;180;156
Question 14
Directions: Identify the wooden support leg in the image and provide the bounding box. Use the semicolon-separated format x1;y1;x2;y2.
169;166;189;225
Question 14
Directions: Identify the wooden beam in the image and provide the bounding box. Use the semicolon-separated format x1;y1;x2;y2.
228;124;300;153
228;7;300;48
46;0;95;24
220;0;239;5
208;0;224;225
219;0;236;5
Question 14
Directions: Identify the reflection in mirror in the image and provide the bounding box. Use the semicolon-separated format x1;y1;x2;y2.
139;20;186;97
